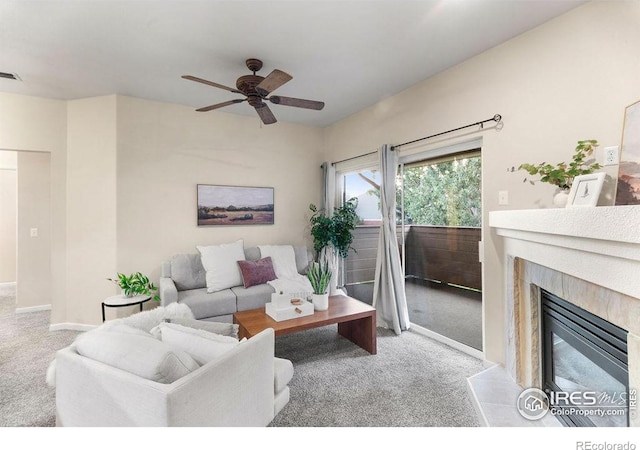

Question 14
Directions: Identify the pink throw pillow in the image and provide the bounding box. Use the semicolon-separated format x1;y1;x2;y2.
237;257;277;288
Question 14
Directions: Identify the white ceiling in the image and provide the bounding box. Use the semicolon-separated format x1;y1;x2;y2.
0;1;584;127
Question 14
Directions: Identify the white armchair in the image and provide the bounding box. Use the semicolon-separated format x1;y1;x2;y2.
55;328;292;427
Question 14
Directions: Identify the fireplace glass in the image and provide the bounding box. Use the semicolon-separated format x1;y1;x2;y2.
542;290;629;427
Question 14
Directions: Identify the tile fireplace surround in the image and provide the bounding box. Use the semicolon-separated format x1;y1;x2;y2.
489;205;640;427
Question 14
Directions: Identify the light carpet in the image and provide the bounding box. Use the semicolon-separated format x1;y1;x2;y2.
271;325;482;427
0;283;79;427
0;282;482;427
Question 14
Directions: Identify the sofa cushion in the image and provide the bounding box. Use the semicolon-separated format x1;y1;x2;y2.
157;322;241;365
178;288;236;320
232;284;275;312
197;239;246;293
237;257;277;288
244;246;261;262
75;330;200;384
170;254;206;290
293;246;311;275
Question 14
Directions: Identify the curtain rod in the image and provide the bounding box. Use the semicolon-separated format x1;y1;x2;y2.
391;114;502;150
326;113;502;167
329;150;378;167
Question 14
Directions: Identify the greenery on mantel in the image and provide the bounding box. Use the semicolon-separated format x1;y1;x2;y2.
517;139;602;190
107;272;160;302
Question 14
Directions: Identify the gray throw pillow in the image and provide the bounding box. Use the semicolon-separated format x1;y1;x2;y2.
167;317;239;339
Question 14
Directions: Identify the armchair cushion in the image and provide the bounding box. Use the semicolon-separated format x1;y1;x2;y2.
164;317;239;338
157;322;241;365
75;330;200;384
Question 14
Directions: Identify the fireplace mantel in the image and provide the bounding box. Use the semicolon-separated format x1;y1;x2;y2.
490;205;640;301
485;205;640;427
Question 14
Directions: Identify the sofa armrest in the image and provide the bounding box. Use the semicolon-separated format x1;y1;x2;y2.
165;328;276;426
159;277;178;306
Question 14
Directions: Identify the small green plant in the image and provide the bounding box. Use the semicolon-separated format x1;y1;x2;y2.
107;272;160;302
309;197;360;259
307;261;332;295
518;139;602;189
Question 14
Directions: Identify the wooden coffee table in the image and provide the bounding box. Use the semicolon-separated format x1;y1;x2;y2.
233;294;377;354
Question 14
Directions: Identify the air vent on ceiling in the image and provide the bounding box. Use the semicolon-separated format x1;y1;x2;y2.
0;72;21;81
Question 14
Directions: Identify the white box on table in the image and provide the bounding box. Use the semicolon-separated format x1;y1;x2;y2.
265;297;314;322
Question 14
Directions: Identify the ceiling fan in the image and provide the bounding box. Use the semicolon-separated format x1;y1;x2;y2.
182;58;325;125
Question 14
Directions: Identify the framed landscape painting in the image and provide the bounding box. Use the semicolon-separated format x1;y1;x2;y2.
197;185;274;226
616;99;640;205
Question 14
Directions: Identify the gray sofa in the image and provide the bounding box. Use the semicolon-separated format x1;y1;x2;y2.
159;246;313;322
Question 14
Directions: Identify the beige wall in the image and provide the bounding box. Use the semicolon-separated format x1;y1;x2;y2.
0;151;17;283
66;96;118;324
16;152;52;308
115;96;324;288
323;2;640;364
0;93;67;322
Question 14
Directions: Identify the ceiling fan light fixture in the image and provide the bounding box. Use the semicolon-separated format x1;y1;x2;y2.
182;58;324;125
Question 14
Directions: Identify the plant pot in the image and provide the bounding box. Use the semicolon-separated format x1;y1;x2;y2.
553;189;570;208
312;293;329;311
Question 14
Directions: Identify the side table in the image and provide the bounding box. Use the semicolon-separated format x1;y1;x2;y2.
102;294;151;322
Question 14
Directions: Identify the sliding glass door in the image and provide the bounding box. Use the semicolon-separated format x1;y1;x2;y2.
398;148;483;351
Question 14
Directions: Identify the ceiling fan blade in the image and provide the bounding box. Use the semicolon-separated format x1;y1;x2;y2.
182;75;243;94
255;69;292;96
269;95;325;110
196;98;246;112
254;103;277;125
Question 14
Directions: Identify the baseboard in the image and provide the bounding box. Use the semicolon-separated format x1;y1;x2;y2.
466;375;490;427
0;281;16;287
49;322;96;332
15;304;51;314
409;324;484;360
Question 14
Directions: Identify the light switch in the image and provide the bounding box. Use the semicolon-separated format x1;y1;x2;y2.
30;228;38;237
498;191;509;205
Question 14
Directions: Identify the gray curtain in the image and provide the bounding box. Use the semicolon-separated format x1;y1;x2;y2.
372;144;410;334
320;162;340;294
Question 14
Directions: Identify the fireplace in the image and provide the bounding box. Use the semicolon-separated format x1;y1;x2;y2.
541;289;629;427
489;206;640;427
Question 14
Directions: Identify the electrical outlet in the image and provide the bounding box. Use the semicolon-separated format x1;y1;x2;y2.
603;146;619;166
30;228;38;237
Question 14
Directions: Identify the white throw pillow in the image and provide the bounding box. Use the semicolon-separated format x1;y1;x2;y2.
258;245;299;279
158;322;241;365
197;240;246;293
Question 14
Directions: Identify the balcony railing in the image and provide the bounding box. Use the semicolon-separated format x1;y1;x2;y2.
345;225;482;296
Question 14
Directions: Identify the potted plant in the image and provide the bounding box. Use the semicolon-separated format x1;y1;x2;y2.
107;272;160;302
517;139;602;207
307;260;331;311
309;198;359;294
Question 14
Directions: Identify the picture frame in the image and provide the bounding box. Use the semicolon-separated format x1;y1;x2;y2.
615;99;640;205
566;173;605;208
197;184;274;226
